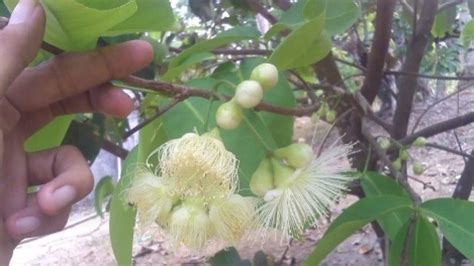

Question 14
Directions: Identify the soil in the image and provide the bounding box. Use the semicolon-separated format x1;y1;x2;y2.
10;88;474;265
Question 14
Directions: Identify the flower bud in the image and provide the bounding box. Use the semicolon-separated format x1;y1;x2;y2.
274;143;314;169
271;158;296;188
378;137;391;150
413;137;427;147
250;158;274;197
250;63;279;91
209;194;256;242
412;161;424;175
326;110;337;123
234;80;264;108
169;202;211;249
399;149;409;161
393;158;402;171
216;100;243;129
317;102;328;118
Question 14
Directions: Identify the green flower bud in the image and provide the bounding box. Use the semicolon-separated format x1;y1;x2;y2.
271;158;296;188
315;89;324;97
378;137;391;150
393;158;402;171
216;100;243;129
326;110;337;123
142;36;169;65
399;149;409;161
274;143;314;169
250;158;275;197
317;102;328;118
234;80;264;108
413;137;427;147
250;63;279;91
412;161;424;175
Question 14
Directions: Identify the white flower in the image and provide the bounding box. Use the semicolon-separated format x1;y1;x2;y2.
257;143;354;238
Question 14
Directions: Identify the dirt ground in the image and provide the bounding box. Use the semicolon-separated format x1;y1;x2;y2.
10;87;474;265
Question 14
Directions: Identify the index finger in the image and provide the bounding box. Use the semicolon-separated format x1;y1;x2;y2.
6;40;153;112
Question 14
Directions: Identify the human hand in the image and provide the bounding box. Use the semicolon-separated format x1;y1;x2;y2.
0;0;152;263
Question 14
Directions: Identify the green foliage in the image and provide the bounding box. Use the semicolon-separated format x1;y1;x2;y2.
360;172;412;240
432;1;456;38
420;198;474;261
24;115;73;152
94;176;115;218
304;196;413;265
109;148;138;266
209;248;251;266
462;20;474;48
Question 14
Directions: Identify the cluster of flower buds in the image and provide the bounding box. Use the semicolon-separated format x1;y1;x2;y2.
216;63;279;129
377;136;426;175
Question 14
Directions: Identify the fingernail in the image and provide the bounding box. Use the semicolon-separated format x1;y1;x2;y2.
9;0;39;25
53;185;77;208
15;216;40;235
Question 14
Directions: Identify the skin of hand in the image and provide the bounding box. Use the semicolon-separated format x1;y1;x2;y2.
0;0;153;263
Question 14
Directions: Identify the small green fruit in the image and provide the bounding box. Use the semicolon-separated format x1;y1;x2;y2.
412;161;424;175
216;101;243;129
399;149;409;161
326;110;337;123
250;63;279;91
142;36;169;64
234;80;264;108
413;137;427;147
393;158;402;171
317;102;328;118
274;143;314;168
378;137;391;150
250;158;274;197
271;158;296;188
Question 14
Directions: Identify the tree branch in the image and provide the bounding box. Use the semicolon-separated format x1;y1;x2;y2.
392;0;438;140
400;111;474;145
245;0;278;24
437;0;464;14
360;0;397;103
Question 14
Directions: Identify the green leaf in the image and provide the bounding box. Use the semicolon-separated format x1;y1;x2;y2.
24;115;73;152
409;215;441;266
0;1;9;16
94;176;115;218
105;0;175;35
462;20;474;48
420;198;474;261
209;248;251;266
162;52;215;81
360;172;412;240
389;215;441;266
138;94;169;165
304;0;326;21
388;220;409;266
109;148;138;266
432;1;456;38
269;13;331;70
168;26;261;69
325;0;360;35
5;0;175;51
303;196;413;265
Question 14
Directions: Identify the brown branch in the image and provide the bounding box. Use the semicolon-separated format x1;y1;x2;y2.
400;111;474;145
426;142;474;160
392;0;438;140
437;0;464;14
386;71;474;81
101;139;129;159
122;75;319;117
360;0;397;103
246;0;278;24
272;0;291;10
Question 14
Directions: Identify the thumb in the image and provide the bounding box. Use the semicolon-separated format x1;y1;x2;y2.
0;0;45;94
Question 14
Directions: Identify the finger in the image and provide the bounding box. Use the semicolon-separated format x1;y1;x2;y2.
7;40;152;112
25;145;93;216
0;0;45;94
17;85;134;139
5;196;70;240
49;84;134;118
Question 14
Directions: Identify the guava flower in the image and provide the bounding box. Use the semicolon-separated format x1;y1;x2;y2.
127;131;256;249
155;132;239;201
257;143;354;239
127;170;175;227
